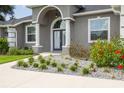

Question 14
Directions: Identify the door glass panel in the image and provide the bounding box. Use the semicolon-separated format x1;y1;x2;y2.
54;31;61;49
62;31;66;46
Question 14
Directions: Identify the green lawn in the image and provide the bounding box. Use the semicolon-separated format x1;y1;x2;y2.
0;55;31;64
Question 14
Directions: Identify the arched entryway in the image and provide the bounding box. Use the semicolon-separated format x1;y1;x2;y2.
33;5;71;53
51;17;66;51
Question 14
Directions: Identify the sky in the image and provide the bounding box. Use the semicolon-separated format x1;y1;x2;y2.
7;5;32;20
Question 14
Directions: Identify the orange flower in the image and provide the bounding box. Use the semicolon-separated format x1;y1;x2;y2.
114;50;121;54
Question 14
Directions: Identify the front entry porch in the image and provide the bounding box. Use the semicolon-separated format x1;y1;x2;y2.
32;6;72;54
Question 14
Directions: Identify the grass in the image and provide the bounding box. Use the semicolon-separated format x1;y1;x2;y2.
0;55;31;64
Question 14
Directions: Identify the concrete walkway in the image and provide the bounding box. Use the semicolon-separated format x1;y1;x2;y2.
0;53;124;88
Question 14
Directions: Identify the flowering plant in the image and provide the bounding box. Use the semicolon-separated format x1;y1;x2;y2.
90;38;124;67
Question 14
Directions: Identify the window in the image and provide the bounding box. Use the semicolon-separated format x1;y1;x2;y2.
88;17;110;43
26;25;36;43
8;32;16;38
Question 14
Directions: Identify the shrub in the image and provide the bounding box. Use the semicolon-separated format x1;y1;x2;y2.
33;63;39;68
57;66;64;72
28;57;34;65
89;63;96;72
17;60;24;67
8;47;18;55
74;62;79;67
38;55;43;60
39;64;48;70
23;62;29;68
0;38;9;54
69;42;89;59
8;47;33;55
40;58;46;64
51;61;57;67
61;63;66;68
46;60;50;65
29;57;34;62
18;49;33;55
69;65;77;72
81;67;90;75
90;39;124;67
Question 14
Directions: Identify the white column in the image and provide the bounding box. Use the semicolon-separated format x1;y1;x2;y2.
120;5;124;38
65;19;71;46
35;23;40;46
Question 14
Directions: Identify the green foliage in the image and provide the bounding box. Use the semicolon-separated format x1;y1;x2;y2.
89;63;96;72
0;38;9;54
38;55;43;61
8;47;18;55
57;66;64;72
69;65;77;72
90;39;124;67
74;62;79;67
29;57;34;62
61;63;66;68
23;62;28;68
46;60;51;65
17;60;24;67
39;64;48;70
17;49;33;55
40;58;46;64
33;63;39;68
0;5;14;21
51;61;57;67
81;67;90;75
8;47;33;55
28;57;34;65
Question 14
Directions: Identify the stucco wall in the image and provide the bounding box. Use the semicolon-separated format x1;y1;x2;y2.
73;12;120;49
16;22;35;48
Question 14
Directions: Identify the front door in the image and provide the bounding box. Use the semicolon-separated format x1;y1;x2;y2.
53;30;65;50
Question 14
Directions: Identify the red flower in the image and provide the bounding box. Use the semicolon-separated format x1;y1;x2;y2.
120;55;124;59
117;64;123;70
114;50;121;54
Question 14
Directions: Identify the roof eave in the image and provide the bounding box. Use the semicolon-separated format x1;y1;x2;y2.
26;5;43;9
73;9;115;17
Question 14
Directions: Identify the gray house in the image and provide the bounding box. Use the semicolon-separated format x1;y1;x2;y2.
0;5;124;53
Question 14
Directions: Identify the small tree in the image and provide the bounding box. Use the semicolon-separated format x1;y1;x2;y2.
0;38;9;54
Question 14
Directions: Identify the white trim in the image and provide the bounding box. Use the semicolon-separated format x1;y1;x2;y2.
36;5;63;23
50;17;61;52
14;20;32;26
73;9;113;17
7;27;17;47
88;17;110;43
63;17;75;21
25;24;36;44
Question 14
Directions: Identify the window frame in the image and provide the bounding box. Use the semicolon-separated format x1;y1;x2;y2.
88;17;110;43
25;25;36;43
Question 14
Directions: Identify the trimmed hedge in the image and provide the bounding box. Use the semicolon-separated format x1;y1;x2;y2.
8;47;33;55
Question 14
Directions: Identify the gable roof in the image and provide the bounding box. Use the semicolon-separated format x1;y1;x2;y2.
0;15;32;26
0;5;114;26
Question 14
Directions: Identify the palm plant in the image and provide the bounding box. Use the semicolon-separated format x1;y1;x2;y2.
0;5;15;21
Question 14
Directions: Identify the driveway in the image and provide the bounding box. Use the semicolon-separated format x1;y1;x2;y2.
0;53;124;88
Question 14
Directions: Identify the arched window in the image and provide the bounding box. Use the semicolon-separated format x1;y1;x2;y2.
53;19;65;30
